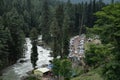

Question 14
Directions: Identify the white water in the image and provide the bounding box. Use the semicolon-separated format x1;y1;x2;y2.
1;38;53;80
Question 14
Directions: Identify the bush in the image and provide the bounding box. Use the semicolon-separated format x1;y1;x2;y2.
23;75;40;80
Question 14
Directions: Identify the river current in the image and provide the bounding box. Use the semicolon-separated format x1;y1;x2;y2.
0;38;53;80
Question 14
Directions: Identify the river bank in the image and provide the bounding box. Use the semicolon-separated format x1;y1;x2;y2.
0;38;53;80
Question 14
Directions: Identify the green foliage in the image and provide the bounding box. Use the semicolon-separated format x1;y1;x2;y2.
0;16;17;68
55;4;64;27
94;3;120;58
52;59;61;76
85;44;111;67
30;28;38;69
50;17;59;38
30;28;38;41
31;41;38;69
23;10;31;36
50;17;60;58
60;59;72;79
86;3;120;80
62;15;70;58
0;0;4;16
94;3;120;44
71;67;103;80
0;18;10;69
24;75;40;80
0;0;107;73
52;59;72;80
40;0;51;44
101;61;120;80
4;8;25;60
64;0;75;36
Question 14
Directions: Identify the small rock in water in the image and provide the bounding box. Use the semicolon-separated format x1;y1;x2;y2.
19;60;27;63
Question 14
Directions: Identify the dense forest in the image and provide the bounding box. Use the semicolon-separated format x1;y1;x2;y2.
0;0;120;80
0;0;106;70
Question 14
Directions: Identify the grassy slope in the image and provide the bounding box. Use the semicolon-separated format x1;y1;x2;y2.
71;68;103;80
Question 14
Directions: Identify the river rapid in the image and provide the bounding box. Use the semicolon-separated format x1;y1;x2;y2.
0;38;53;80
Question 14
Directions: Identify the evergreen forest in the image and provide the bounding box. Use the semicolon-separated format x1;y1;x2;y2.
0;0;120;80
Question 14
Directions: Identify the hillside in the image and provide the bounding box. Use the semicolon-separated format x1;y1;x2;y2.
71;67;103;80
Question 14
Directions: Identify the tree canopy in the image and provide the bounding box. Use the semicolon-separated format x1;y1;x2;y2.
86;3;120;80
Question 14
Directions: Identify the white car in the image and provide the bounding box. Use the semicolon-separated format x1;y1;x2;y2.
80;42;84;45
80;40;84;43
79;50;84;54
79;45;84;49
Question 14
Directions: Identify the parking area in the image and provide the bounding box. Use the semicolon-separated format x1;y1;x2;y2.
69;34;85;60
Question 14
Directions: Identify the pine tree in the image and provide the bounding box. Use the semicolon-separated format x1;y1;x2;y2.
62;15;70;58
5;8;25;60
54;4;64;58
50;17;59;58
65;0;75;36
0;17;12;69
30;28;38;69
0;0;4;16
52;59;72;80
60;59;72;80
40;0;50;44
23;10;31;36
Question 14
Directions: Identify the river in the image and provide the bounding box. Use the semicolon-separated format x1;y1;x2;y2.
0;38;53;80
